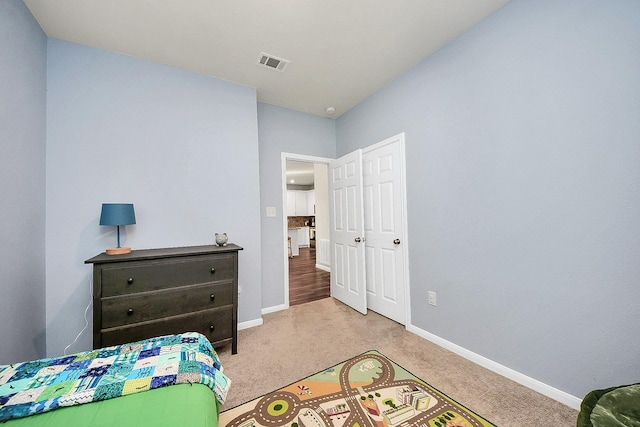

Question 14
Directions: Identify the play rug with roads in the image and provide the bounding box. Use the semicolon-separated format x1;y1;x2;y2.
219;350;495;427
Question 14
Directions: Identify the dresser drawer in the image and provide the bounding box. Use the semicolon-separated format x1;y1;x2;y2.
101;281;233;328
101;254;235;297
101;306;234;348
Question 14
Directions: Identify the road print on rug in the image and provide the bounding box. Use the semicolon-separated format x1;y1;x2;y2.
220;350;495;427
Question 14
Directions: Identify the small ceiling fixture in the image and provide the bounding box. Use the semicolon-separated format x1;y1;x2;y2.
325;106;336;115
257;52;290;72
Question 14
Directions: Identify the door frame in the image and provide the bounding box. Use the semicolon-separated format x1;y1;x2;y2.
281;152;334;309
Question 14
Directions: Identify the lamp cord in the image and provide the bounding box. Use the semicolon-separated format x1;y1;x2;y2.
63;278;92;356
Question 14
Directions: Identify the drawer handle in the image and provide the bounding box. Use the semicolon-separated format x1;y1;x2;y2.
209;325;215;331
127;277;134;284
210;267;216;274
210;294;215;302
127;308;134;315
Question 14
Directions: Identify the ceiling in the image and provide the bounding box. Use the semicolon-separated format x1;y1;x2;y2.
286;160;315;187
23;0;510;118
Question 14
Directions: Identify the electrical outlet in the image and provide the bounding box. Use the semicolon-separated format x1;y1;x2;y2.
266;207;277;217
428;291;437;306
238;286;242;295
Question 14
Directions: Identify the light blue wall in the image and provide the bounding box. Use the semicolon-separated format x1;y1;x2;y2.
0;0;47;363
46;39;262;356
336;0;640;398
257;103;335;310
7;0;638;403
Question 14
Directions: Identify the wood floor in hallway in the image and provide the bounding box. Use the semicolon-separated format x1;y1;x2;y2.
288;245;330;305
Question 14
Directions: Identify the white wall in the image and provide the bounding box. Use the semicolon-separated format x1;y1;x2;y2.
0;0;47;364
313;164;329;242
46;39;262;356
336;0;640;400
313;163;330;269
257;103;335;311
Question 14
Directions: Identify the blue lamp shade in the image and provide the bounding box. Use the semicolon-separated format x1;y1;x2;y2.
100;203;136;255
100;203;136;226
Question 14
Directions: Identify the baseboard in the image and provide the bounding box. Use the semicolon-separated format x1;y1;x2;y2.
262;303;288;315
238;317;263;330
315;264;331;272
406;324;582;410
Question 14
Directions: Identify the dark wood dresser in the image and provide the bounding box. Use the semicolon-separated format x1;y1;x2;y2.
85;244;242;354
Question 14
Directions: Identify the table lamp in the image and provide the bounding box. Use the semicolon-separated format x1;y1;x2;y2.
100;203;136;255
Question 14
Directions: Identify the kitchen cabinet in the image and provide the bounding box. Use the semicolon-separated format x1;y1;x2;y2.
295;191;307;215
287;227;310;253
286;191;296;216
287;229;300;256
298;226;310;248
307;190;315;215
286;190;315;216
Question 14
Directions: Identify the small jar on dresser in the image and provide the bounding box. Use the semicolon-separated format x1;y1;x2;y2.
85;244;242;354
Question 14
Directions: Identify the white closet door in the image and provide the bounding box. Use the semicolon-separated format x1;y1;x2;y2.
363;135;407;324
329;150;367;314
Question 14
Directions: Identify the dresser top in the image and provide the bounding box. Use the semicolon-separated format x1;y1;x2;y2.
85;244;243;264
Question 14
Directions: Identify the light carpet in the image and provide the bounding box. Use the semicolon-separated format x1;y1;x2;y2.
216;298;578;427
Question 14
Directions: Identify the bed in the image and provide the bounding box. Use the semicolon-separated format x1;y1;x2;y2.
0;332;229;426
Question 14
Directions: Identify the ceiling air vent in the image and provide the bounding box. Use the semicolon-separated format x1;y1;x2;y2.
257;52;290;72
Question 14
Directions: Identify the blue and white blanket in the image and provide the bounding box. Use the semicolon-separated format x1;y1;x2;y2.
0;332;230;421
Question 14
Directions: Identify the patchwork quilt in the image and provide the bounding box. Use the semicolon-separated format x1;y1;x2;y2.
0;332;230;422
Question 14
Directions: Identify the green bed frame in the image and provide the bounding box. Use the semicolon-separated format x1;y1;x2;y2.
3;383;218;427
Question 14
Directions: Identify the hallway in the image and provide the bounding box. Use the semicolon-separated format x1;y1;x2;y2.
288;246;330;305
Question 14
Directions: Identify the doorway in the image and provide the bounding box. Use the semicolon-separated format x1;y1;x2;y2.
282;153;333;308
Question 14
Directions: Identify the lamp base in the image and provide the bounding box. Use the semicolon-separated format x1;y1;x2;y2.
106;246;132;255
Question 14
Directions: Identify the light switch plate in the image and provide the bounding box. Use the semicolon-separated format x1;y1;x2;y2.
428;291;437;306
266;207;277;217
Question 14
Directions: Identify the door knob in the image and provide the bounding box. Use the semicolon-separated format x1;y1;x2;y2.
355;237;362;243
393;238;401;245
